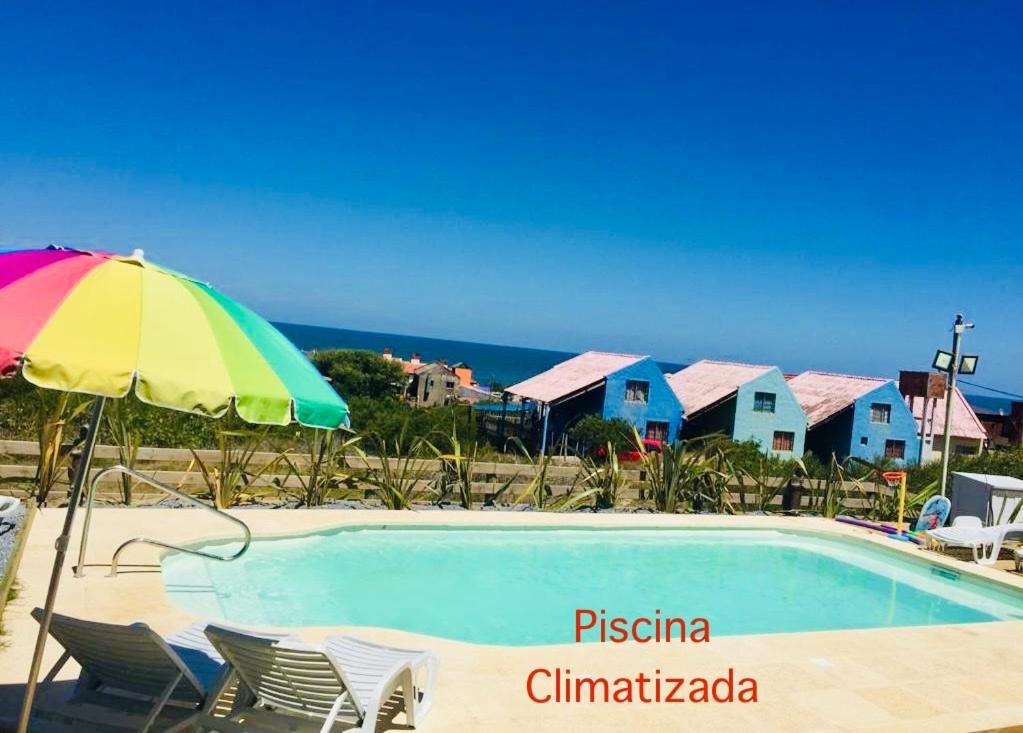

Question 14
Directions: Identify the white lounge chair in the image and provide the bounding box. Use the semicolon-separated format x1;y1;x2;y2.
324;634;438;722
30;608;224;732
200;624;437;732
928;518;1023;566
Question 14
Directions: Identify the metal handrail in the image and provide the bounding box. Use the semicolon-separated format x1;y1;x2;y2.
74;465;251;578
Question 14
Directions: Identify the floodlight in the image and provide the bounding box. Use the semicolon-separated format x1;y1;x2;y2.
932;350;954;373
959;355;979;375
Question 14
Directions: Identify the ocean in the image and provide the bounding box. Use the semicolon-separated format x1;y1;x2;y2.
277;322;1014;413
275;322;684;388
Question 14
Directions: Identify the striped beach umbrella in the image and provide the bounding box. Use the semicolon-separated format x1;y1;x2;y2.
0;246;348;428
1;246;348;731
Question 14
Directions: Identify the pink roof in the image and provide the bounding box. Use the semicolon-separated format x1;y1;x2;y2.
667;360;773;417
908;386;988;441
506;351;645;403
788;371;890;427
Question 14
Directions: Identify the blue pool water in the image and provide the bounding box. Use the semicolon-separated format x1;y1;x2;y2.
161;527;1023;645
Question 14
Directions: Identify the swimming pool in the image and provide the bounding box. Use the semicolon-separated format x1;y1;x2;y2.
161;526;1023;645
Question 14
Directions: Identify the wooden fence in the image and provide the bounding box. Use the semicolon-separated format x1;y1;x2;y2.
0;439;888;509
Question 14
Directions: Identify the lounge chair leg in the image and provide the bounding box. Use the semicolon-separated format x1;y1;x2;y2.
41;651;72;684
401;668;417;728
319;693;349;733
139;672;183;733
413;655;438;721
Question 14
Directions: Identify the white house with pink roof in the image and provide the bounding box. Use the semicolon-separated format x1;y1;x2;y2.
902;383;988;462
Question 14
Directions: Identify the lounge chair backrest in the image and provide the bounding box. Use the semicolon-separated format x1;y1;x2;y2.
32;608;204;704
204;625;364;720
952;515;983;529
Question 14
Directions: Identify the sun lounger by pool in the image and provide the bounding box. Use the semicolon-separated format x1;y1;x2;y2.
201;624;437;732
927;518;1023;566
29;609;296;732
323;634;438;722
30;608;225;732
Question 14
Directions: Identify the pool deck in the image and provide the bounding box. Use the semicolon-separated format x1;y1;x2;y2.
2;508;1023;732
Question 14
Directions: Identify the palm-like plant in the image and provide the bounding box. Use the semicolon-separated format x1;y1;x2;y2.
189;425;279;509
104;399;141;505
427;425;477;509
851;466;939;524
576;443;626;510
636;431;737;514
502;438;589;511
274;428;361;507
799;454;852;518
0;389;90;506
358;424;429;510
735;455;804;513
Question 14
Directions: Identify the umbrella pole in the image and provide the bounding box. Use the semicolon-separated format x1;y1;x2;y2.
17;395;106;733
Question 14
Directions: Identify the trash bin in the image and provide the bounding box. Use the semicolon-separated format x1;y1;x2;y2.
782;478;804;512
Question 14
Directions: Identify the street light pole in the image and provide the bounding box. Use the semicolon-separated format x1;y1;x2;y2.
938;314;972;497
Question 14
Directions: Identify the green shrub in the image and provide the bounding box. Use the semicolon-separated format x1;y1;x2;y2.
567;415;632;453
309;349;406;400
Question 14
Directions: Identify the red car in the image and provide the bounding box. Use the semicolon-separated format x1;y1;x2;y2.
593;438;662;463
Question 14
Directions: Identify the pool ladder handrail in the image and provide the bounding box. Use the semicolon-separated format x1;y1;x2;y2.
74;465;252;578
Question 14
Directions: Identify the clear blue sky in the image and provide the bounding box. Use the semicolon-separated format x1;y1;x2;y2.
1;2;1020;392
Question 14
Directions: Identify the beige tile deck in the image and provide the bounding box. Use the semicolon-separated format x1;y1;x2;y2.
1;508;1022;732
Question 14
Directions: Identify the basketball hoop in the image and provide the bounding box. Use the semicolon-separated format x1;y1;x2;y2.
881;471;907;490
881;471;910;541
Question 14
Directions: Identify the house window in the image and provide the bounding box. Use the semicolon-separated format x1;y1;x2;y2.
645;421;669;442
445;380;456;389
625;380;649;403
753;392;776;413
772;431;795;451
870;403;892;424
860;436;869;446
884;439;905;459
954;444;976;456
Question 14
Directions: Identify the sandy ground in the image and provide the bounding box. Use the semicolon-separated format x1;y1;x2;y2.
1;508;1023;732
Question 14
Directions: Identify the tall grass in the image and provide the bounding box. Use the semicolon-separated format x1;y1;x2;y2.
637;432;736;514
358;424;430;510
428;425;519;509
189;426;279;509
104;400;141;505
576;443;627;510
0;389;90;505
274;428;361;507
503;438;596;511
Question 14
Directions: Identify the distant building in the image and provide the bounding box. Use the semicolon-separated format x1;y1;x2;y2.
898;371;987;462
452;362;474;388
976;402;1023;451
501;351;683;453
788;371;920;465
406;360;460;407
382;349;491;405
667;360;807;456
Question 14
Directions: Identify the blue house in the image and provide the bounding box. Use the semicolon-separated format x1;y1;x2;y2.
788;371;920;465
503;351;683;454
667;360;807;456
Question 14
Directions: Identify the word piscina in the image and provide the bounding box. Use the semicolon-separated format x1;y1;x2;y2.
575;609;711;643
526;667;758;704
